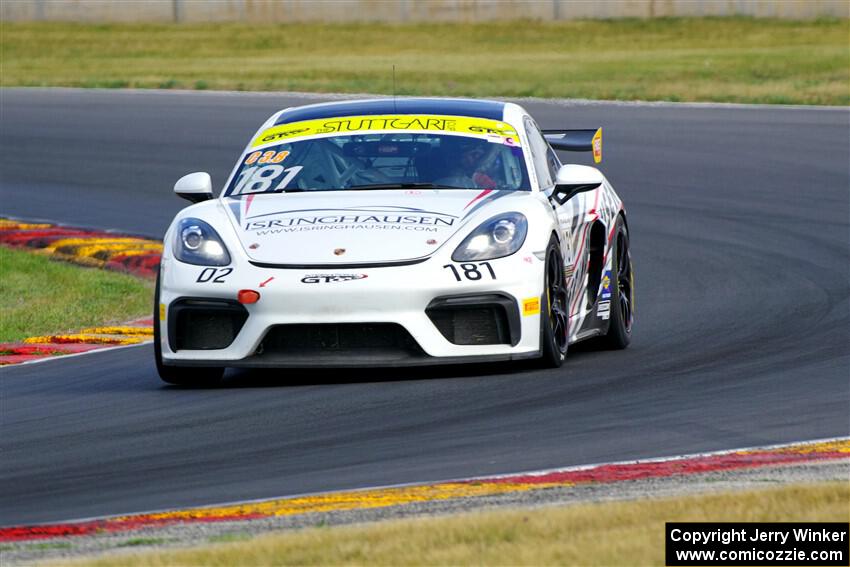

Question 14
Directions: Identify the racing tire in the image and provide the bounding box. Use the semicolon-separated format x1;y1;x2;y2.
153;271;224;386
539;236;570;368
600;216;634;349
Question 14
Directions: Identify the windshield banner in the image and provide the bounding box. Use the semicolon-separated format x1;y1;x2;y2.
252;115;520;148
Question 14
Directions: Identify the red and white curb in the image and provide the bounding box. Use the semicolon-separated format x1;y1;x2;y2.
1;437;846;542
0;217;159;366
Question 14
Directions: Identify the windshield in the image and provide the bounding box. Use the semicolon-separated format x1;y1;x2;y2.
224;132;530;197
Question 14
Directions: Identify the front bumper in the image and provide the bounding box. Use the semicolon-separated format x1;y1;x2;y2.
158;252;545;367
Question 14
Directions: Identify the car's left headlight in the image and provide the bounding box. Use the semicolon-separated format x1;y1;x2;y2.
452;212;528;262
173;218;231;266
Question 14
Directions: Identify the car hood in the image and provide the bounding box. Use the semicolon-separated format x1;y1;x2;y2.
223;189;512;265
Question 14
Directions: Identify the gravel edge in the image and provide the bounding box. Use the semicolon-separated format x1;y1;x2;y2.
3;459;847;566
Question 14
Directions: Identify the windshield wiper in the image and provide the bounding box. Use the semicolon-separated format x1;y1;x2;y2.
347;182;466;191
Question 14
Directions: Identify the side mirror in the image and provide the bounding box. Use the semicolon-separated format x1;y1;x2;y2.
550;164;604;205
174;172;213;203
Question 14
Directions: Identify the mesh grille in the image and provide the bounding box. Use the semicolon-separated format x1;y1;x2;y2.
258;323;422;359
171;299;248;351
427;305;511;346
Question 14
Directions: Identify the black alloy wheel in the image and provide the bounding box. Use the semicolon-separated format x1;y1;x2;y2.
601;216;633;349
540;237;569;367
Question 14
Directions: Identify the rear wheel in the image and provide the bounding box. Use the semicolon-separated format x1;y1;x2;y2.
154;271;224;386
539;237;569;368
601;216;634;349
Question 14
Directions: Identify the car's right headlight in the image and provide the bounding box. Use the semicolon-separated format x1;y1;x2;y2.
173;218;231;266
452;212;528;262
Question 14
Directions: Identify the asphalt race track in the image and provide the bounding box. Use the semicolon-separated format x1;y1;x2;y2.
1;89;848;525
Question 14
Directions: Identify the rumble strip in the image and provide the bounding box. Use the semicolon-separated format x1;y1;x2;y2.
1;438;846;542
0;218;159;366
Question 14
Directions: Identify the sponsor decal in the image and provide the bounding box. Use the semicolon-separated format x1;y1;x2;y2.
468;123;515;136
252;115;520;148
522;297;540;316
601;270;612;299
159;303;165;321
597;299;611;320
592;128;602;164
244;206;458;235
301;274;368;284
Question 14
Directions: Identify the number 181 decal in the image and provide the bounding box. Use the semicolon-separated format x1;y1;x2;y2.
443;262;496;282
232;165;303;195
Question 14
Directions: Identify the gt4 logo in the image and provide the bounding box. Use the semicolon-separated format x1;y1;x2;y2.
468;125;513;136
301;274;368;284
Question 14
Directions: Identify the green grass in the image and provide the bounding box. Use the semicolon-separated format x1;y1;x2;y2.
0;247;153;343
206;533;253;544
69;482;849;566
1;19;848;104
117;538;169;548
30;542;73;550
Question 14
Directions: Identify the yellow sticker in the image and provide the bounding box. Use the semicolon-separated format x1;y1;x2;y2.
246;150;290;165
252;115;521;148
522;297;541;316
159;303;166;321
592;128;602;164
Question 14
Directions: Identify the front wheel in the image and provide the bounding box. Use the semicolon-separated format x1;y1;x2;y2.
153;271;224;386
600;216;634;349
539;237;570;368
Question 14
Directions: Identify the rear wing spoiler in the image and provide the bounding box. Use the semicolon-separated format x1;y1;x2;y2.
543;128;602;164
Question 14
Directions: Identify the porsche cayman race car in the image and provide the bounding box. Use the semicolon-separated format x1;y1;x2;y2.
155;98;633;384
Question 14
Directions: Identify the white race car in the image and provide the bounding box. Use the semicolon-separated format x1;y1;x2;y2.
155;98;633;384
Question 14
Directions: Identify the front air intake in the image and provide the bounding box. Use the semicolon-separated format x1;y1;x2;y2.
255;323;424;364
426;294;520;346
168;298;248;351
